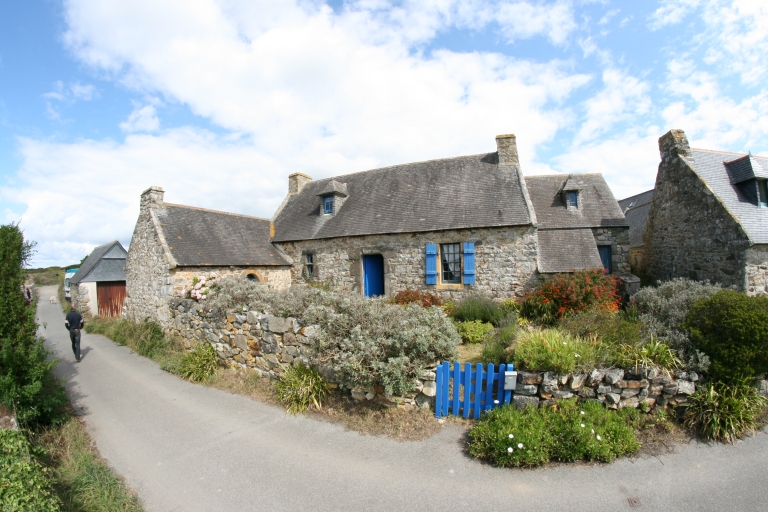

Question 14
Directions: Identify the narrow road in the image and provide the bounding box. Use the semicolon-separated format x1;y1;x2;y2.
38;286;768;511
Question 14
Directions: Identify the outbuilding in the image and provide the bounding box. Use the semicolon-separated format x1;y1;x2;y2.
70;240;128;317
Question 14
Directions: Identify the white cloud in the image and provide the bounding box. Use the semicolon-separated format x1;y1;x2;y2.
496;1;577;46
120;105;160;133
648;0;701;30
42;80;98;120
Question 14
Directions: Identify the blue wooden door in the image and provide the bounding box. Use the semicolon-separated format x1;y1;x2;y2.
363;255;385;297
598;245;612;274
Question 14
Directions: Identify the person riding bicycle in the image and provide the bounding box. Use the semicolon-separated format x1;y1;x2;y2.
65;306;84;362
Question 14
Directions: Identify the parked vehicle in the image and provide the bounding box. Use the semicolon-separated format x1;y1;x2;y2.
64;268;79;301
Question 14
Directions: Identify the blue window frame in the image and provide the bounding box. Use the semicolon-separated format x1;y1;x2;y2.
567;191;578;207
323;195;334;214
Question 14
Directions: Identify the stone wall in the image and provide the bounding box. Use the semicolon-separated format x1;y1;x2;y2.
644;130;751;289
71;282;97;318
592;226;631;275
172;266;291;297
511;367;699;412
745;244;768;296
165;299;437;409
274;226;540;300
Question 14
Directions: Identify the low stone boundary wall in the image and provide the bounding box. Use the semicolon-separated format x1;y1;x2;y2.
512;367;699;411
165;298;437;410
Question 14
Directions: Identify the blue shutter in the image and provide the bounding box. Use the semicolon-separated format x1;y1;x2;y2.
425;244;437;285
462;242;475;284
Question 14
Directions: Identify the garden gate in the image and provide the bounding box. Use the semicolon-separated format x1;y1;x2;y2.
434;362;514;418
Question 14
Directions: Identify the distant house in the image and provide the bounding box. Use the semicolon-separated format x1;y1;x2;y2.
124;188;293;325
641;129;768;295
70;241;127;317
618;189;654;272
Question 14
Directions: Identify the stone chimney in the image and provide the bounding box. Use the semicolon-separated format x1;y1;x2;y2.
659;129;692;161
496;134;519;167
140;186;164;210
288;173;312;195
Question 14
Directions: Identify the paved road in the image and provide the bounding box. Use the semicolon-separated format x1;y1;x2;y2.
38;286;768;511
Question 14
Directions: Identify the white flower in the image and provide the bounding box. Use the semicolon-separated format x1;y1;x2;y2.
580;424;585;428
563;342;567;345
508;434;514;439
580;411;585;415
596;435;602;441
517;443;523;449
591;429;595;434
575;354;580;358
494;400;499;404
507;447;514;453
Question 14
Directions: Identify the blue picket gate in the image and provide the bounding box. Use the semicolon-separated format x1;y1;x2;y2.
434;362;514;418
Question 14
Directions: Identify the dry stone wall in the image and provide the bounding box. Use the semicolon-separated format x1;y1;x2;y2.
165;299;438;409
746;245;768;295
274;226;540;300
172;267;291;297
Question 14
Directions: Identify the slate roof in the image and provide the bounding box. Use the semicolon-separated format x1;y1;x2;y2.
725;154;768;184
618;189;654;248
157;204;291;266
536;229;604;273
688;149;768;244
524;174;628;229
272;153;532;242
71;241;127;284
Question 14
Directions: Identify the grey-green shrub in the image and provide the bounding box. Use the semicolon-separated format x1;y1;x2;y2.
683;382;767;443
206;278;460;396
276;364;328;415
450;293;506;326
632;278;720;371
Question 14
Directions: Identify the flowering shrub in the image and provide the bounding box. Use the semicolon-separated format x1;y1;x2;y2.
521;269;621;325
179;273;220;301
468;399;640;467
390;289;442;307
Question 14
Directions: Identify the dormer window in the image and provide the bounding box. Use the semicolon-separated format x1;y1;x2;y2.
567;191;579;207
759;180;768;207
323;195;334;214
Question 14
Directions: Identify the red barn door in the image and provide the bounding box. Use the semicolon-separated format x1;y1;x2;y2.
97;281;126;317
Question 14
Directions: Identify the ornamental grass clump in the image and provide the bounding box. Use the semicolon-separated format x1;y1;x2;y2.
276;364;329;415
512;329;602;374
521;269;621;325
682;382;767;443
175;343;219;383
468;399;640;468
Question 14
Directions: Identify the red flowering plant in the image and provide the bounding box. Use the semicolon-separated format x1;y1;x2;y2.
390;289;443;308
521;269;622;325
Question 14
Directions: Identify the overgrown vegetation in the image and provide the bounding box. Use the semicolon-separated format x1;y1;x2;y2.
390;289;442;308
468;399;641;467
454;319;494;344
25;266;65;287
682;382;767;443
173;343;219;383
0;428;60;511
521;269;621;325
276;364;329;415
85;318;178;362
512;329;602;374
685;290;768;383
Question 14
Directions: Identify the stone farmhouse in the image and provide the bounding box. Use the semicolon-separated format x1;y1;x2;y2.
125;134;635;325
71;240;127;317
630;129;768;295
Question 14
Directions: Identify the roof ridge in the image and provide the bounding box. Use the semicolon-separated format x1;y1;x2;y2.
164;202;271;222
690;147;748;157
526;172;604;178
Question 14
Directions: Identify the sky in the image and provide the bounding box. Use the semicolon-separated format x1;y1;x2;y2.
1;0;766;267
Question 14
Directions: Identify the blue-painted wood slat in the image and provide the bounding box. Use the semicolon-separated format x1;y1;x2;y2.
433;361;516;418
463;363;472;418
425;244;438;285
462;242;475;285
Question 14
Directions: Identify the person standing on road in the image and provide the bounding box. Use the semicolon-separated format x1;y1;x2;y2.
65;306;84;362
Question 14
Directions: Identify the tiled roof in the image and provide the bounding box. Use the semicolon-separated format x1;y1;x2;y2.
525;174;628;230
537;229;604;273
689;149;768;244
618;189;654;248
272;153;532;242
158;204;291;266
71;241;127;284
725;154;768;184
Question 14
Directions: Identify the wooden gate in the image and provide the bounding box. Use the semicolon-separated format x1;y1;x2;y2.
434;362;514;418
97;281;126;317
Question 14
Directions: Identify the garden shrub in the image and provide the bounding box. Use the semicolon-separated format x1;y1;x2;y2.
521;269;621;325
468;399;640;467
480;322;518;366
450;293;506;326
176;343;219;383
390;289;442;308
0;429;60;511
207;278;460;396
276;363;329;415
611;338;682;373
559;308;647;346
682;382;767;443
0;223;67;427
684;290;768;383
512;329;602;374
455;320;494;344
632;278;720;372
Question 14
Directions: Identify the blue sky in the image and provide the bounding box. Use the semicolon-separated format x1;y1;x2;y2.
1;0;766;267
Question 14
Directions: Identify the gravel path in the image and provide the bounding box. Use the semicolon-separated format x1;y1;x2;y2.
37;286;768;511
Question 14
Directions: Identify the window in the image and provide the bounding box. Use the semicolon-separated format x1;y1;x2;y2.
246;273;257;282
323;195;334;214
304;253;315;278
567;191;579;207
759;180;768;207
440;243;461;283
628;200;637;208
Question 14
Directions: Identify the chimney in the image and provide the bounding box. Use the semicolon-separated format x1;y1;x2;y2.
496;134;519;167
658;129;692;161
140;186;164;211
288;173;312;195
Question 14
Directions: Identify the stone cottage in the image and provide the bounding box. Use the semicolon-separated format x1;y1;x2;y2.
271;134;634;299
124;187;292;325
642;129;768;295
71;240;127;317
618;189;654;272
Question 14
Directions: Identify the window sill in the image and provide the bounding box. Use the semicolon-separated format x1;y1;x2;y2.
436;283;464;290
